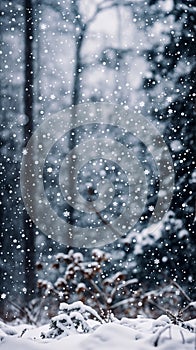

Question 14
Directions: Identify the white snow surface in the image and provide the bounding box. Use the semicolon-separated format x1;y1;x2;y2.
0;315;196;350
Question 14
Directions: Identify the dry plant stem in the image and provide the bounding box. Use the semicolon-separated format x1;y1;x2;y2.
90;203;122;239
110;296;134;310
171;280;194;318
179;329;185;344
147;300;166;314
110;279;138;299
7;299;37;325
34;297;48;324
171;281;192;303
149;300;195;333
154;325;171;347
87;278;107;305
178;302;194;317
19;328;27;338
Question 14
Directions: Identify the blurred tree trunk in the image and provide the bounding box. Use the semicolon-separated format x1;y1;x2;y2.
67;1;86;239
23;0;36;303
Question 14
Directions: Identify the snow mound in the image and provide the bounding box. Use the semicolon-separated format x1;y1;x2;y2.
0;315;195;350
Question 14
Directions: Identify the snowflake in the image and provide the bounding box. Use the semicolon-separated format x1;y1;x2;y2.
148;205;154;212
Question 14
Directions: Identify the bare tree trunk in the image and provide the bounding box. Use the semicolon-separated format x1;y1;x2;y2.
67;30;85;239
72;31;84;107
23;0;36;303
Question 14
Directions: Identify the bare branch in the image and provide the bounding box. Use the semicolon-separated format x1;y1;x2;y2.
110;296;134;309
88;278;108;304
179;329;185;344
91;204;123;239
148;300;195;334
86;0;132;27
153;325;171;347
172;281;192;303
7;299;37;325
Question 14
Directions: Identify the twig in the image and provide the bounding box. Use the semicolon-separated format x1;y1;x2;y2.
148;299;167;314
90;203;122;239
7;299;37;325
88;278;108;305
19;328;27;338
110;278;138;299
34;297;47;324
179;329;185;344
148;300;195;333
7;299;24;315
154;325;171;347
110;296;134;310
171;281;192;303
178;301;195;318
86;0;132;27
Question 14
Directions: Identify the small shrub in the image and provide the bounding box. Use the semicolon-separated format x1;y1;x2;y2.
41;301;103;339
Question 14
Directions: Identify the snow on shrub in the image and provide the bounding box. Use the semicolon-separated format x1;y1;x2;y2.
41;301;103;339
36;248;139;319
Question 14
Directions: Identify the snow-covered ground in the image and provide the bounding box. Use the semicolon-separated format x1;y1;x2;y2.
1;315;196;350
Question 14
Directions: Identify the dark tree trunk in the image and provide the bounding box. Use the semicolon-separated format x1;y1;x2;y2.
23;0;36;303
71;32;84;107
67;31;85;237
